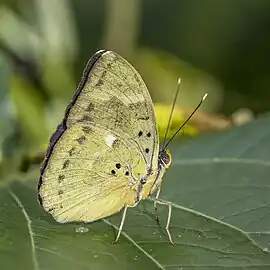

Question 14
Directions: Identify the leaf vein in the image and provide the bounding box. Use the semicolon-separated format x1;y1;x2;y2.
9;189;40;270
173;158;270;166
102;218;165;270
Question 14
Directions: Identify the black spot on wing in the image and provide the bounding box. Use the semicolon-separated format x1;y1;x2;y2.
85;102;94;112
77;115;92;123
96;79;104;87
100;70;107;79
62;160;70;169
138;116;150;121
82;126;92;134
76;135;86;144
58;175;65;183
115;163;121;169
68;147;76;156
38;49;107;206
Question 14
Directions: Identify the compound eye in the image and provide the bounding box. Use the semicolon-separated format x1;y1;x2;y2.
159;150;171;167
164;151;171;165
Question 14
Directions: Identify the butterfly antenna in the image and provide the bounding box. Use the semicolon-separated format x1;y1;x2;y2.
162;93;208;150
161;78;182;149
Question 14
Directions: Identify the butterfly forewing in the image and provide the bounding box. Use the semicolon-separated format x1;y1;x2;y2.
67;51;159;165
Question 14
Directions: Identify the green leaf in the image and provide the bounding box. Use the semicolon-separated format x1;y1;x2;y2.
163;113;270;255
1;114;270;269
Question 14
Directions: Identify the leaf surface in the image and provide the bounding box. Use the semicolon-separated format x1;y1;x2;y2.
1;115;270;270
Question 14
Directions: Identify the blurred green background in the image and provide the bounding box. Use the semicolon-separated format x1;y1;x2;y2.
2;1;270;269
1;0;270;167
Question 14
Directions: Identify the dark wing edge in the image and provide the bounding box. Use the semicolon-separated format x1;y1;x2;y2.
37;49;107;206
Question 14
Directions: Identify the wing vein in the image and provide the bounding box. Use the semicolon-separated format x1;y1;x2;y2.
95;65;143;104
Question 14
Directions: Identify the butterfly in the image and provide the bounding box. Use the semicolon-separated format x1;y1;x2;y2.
38;50;206;244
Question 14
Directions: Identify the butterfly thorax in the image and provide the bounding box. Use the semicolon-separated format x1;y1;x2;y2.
124;149;171;207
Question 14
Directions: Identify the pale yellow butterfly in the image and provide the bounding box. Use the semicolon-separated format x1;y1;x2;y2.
38;50;207;244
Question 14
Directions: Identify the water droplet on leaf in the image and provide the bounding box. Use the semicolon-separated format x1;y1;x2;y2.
75;226;89;233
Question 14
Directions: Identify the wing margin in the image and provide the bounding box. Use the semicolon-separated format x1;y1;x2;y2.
38;49;108;205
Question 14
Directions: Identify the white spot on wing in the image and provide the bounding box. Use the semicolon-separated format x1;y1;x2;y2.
105;134;116;147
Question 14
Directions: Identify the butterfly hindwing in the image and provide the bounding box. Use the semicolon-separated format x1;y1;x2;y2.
39;123;147;222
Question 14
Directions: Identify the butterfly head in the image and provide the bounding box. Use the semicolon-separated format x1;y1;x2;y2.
159;149;171;169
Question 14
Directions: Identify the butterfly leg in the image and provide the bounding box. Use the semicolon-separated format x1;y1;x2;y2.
113;205;128;243
153;187;161;224
153;198;174;245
